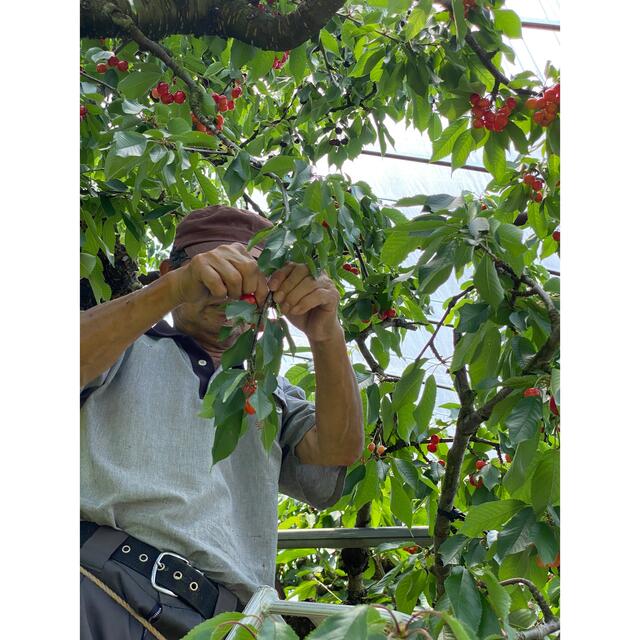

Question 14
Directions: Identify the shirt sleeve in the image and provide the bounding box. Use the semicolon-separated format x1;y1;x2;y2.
277;377;347;510
81;346;131;406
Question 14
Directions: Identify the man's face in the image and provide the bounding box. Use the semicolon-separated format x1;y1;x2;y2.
169;245;262;345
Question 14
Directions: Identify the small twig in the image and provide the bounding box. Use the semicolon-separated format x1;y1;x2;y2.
516;620;560;640
317;37;340;88
414;287;474;364
355;335;386;376
499;578;556;624
242;193;267;218
353;243;369;278
80;69;118;93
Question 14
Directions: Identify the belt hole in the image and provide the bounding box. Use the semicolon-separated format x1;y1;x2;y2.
139;554;148;563
121;545;131;554
173;571;182;581
157;562;165;571
189;582;199;592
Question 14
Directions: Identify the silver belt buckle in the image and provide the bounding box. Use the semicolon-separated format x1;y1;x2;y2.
151;551;192;597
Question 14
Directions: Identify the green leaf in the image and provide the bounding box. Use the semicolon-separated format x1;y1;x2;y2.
261;155;296;177
506;396;543;445
451;0;468;46
221;329;254;368
288;45;307;84
497;223;526;256
445;566;482;633
211;410;244;464
451;129;474;170
480;571;511;621
80;252;97;278
306;605;369;640
494;9;522;38
458;500;526;537
167;117;191;135
257;617;299;640
113;131;148;157
231;39;256;70
319;29;340;55
222;151;252;200
413;374;436;430
530;449;560;515
430;118;468;162
380;230;421;267
440;613;474;640
249;49;277;79
390;474;413;528
474;254;504;308
458;303;490;333
439;534;469;565
182;612;255;640
118;70;161;99
496;507;537;560
483;136;507;180
503;435;539;495
392;361;426;413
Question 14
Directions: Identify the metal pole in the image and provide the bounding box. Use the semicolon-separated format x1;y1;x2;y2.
277;526;432;549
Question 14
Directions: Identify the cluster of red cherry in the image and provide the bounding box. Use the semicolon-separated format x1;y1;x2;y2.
426;434;440;453
96;55;129;74
342;263;360;276
212;82;242;113
525;84;560;127
522;172;545;203
273;51;290;70
151;81;186;105
80;105;87;121
470;94;517;132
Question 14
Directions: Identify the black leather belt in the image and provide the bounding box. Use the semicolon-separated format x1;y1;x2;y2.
81;522;238;619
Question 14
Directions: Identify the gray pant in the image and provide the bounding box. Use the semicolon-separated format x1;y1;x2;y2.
80;526;243;640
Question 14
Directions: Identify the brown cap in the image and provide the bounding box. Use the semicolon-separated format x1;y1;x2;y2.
173;205;273;258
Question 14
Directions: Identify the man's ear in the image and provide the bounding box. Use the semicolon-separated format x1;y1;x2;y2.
159;259;172;276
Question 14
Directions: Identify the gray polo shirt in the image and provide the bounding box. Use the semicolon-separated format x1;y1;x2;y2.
81;320;347;604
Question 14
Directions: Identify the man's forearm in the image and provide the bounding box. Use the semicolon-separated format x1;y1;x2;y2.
303;323;364;466
80;271;181;388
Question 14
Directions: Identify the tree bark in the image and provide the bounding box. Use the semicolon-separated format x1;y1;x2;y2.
340;502;371;604
80;0;347;50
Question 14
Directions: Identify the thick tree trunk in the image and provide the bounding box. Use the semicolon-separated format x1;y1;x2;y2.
80;0;347;50
340;502;371;604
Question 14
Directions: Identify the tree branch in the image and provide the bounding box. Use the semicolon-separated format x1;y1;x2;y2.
82;0;348;50
499;578;556;624
515;620;560;640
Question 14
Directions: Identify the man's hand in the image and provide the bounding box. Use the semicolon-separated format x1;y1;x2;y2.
172;243;270;307
268;263;341;342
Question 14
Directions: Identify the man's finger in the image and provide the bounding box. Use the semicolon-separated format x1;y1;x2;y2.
279;276;318;313
268;263;296;292
288;288;336;316
272;264;309;304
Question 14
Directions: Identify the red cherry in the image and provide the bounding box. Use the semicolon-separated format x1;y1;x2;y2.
469;474;477;487
151;87;161;100
478;98;491;109
525;97;537;110
367;442;376;453
470;93;481;106
387;309;397;318
244;400;256;415
80;105;87;118
523;174;534;186
322;221;329;229
212;93;222;103
174;90;186;104
231;86;242;99
96;63;108;73
430;434;440;445
475;460;487;471
156;82;170;95
550;395;559;415
342;263;352;272
552;230;560;243
227;99;235;110
242;381;257;396
505;454;512;463
427;443;438;453
495;113;509;130
545;102;558;116
533;110;546;125
190;112;198;123
218;101;228;113
523;387;541;398
505;97;517;111
376;445;386;456
215;114;224;129
533;192;543;203
481;203;488;210
117;60;129;72
532;179;543;191
160;93;174;104
438;460;446;467
195;122;208;133
543;88;556;102
472;118;484;129
240;293;257;305
351;267;360;275
107;55;119;67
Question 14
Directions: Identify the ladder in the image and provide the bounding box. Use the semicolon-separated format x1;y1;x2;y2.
225;526;426;639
